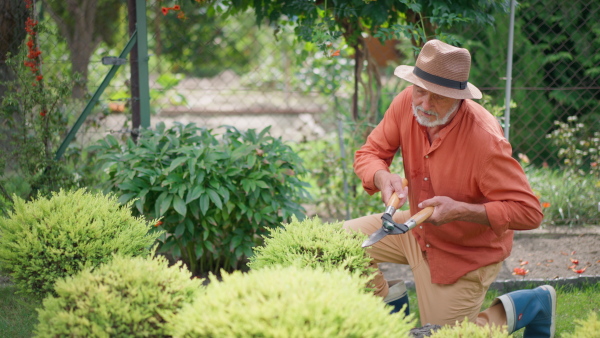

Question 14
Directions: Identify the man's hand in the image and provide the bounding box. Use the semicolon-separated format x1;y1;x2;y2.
373;170;408;207
418;196;490;226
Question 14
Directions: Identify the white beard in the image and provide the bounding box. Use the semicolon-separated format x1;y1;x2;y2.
412;100;460;127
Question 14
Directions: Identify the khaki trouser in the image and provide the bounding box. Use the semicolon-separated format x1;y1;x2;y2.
343;210;507;328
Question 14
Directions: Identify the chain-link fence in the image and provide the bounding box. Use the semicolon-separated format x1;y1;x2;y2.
1;1;598;197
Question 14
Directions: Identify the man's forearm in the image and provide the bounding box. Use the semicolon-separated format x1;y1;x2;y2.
457;202;490;226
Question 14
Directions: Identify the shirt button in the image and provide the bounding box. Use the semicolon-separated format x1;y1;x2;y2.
425;155;429;158
419;226;423;229
424;177;428;181
426;244;430;248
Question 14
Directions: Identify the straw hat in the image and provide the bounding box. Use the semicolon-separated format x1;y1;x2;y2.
394;39;482;100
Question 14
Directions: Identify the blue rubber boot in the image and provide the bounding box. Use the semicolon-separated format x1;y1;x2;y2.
492;285;556;338
384;279;410;317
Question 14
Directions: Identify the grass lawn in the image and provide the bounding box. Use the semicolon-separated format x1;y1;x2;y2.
1;280;598;337
0;284;41;338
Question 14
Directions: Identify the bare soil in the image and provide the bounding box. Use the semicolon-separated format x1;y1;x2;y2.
381;225;600;284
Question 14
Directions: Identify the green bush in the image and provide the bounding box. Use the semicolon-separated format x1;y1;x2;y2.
35;255;204;337
0;189;160;297
168;266;415;337
91;122;310;276
429;320;508;337
563;312;600;338
248;216;375;284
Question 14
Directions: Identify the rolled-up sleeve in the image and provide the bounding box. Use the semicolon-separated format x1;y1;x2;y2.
480;139;544;237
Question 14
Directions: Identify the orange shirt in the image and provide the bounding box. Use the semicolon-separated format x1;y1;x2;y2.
354;86;543;284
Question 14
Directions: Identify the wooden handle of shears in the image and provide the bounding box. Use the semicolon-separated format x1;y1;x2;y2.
386;178;409;209
410;206;435;225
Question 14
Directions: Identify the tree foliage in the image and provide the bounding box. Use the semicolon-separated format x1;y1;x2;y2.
214;0;509;124
154;2;259;78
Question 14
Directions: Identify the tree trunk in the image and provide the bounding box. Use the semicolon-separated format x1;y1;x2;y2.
43;0;102;99
0;0;28;173
0;0;28;98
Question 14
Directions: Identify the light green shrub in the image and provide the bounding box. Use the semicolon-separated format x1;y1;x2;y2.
429;320;508;337
35;255;204;337
0;189;161;297
563;312;600;338
168;266;415;337
248;216;375;282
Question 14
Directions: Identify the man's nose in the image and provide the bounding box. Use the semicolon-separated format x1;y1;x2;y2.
420;95;433;110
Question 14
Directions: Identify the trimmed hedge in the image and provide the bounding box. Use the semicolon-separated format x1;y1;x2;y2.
0;189;161;297
35;255;204;337
248;216;374;282
564;312;600;338
429;320;508;337
168;266;415;337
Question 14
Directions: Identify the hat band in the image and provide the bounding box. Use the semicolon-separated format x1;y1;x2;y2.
413;67;468;90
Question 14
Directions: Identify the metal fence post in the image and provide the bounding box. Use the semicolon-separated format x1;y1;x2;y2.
503;0;516;141
136;0;151;129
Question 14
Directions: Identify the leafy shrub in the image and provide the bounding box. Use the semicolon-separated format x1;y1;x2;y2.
564;312;600;338
168;266;415;337
427;320;508;337
91;122;310;276
0;189;160;297
35;255;204;337
248;216;374;284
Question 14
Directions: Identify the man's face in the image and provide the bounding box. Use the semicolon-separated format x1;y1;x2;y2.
412;85;460;128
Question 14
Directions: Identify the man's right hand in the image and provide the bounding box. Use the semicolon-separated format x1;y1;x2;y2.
374;170;408;207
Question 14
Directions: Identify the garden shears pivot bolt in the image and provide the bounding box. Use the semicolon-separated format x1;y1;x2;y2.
362;179;434;248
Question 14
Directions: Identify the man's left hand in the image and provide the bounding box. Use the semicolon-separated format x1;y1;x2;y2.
418;196;490;226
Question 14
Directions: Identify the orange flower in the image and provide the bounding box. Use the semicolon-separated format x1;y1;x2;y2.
520;260;529;266
572;267;587;274
161;7;169;15
177;11;186;20
155;221;164;227
570;258;579;265
512;267;529;276
541;202;550;208
331;50;341;57
36;75;43;81
172;5;181;10
591;162;597;167
39;110;47;117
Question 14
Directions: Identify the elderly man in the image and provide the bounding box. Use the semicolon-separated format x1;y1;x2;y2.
344;39;555;337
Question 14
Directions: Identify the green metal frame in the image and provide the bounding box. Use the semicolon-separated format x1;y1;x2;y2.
136;0;151;128
55;0;150;161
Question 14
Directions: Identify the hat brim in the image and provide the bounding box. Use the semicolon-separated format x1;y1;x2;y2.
394;65;482;100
